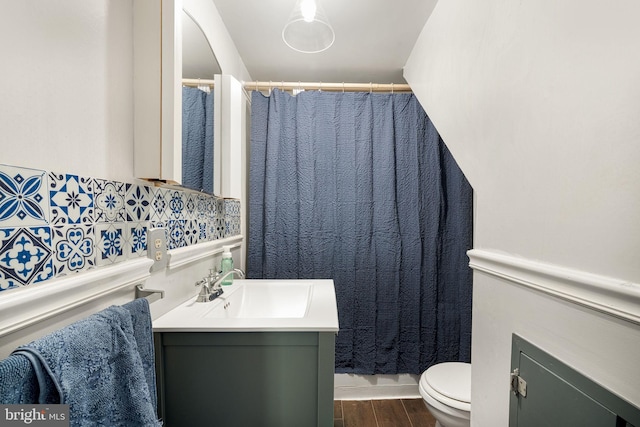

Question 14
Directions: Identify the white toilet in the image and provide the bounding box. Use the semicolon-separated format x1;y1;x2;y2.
419;362;471;427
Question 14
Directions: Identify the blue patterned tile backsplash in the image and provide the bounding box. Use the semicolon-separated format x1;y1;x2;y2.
0;164;241;292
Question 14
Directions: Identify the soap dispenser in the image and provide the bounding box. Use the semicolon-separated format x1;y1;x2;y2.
220;246;234;286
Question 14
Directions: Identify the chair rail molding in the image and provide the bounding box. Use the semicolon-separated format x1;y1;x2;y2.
467;249;640;325
0;258;154;338
168;235;243;270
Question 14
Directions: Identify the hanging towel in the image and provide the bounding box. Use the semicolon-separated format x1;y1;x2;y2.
0;353;40;404
11;299;161;427
121;298;158;413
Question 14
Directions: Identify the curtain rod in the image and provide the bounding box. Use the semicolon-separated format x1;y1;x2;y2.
244;81;412;93
182;78;215;87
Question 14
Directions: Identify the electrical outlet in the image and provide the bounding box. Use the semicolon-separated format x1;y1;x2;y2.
147;228;169;272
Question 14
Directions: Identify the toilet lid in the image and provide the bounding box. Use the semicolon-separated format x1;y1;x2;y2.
424;362;471;404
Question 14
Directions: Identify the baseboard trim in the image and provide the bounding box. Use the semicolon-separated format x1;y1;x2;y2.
334;374;421;400
468;249;640;325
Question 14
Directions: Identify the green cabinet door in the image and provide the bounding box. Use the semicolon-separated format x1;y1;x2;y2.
510;335;640;427
513;353;616;427
154;331;336;427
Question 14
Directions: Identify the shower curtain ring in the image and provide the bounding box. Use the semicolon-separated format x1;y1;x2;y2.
370;82;373;93
342;82;345;93
269;81;272;96
391;83;394;94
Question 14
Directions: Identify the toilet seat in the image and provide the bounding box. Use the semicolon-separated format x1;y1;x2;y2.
420;362;471;412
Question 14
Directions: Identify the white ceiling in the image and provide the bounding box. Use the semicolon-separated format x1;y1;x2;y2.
211;0;438;84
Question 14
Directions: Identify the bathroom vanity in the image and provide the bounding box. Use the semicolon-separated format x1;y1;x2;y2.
153;279;339;427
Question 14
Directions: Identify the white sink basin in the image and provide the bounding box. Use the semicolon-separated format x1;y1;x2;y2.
153;279;339;332
204;282;312;319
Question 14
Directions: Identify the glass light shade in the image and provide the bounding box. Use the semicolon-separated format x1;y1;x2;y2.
282;0;335;54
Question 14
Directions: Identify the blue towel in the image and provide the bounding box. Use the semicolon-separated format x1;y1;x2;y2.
12;299;161;427
0;353;40;404
121;298;158;412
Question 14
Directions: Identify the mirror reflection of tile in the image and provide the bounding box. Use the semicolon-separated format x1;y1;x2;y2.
0;163;241;292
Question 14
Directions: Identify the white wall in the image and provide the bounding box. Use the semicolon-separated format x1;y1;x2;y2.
1;0;249;181
404;0;640;424
0;0;134;182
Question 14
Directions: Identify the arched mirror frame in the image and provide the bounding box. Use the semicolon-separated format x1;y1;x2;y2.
133;0;223;196
181;8;222;194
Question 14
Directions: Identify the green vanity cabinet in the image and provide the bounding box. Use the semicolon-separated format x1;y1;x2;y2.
154;331;336;427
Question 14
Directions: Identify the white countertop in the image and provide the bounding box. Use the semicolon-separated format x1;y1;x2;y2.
153;279;340;333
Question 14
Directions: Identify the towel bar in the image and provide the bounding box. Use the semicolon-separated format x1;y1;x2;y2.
135;284;165;303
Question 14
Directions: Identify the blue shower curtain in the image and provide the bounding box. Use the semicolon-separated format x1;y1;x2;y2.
182;87;214;194
248;89;473;375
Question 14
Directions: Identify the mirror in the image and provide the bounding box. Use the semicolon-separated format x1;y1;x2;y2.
180;10;222;194
182;11;221;80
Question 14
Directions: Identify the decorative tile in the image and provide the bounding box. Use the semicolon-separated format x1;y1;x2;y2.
94;222;126;266
225;199;241;237
184;219;199;246
196;194;210;220
94;179;126;223
52;224;95;275
0;280;18;292
216;219;225;239
0;226;53;290
207;219;218;242
168;190;186;219
0;164;50;227
211;197;225;239
214;198;224;221
125;183;151;222
197;218;209;243
184;193;197;220
150;187;169;222
167;219;185;249
49;172;93;226
199;195;220;240
125;222;148;258
0;163;243;293
216;198;225;217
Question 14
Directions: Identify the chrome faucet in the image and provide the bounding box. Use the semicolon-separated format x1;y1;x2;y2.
212;268;245;289
194;268;245;303
196;269;217;302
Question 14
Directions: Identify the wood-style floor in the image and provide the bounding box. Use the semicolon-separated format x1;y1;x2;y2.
334;399;436;427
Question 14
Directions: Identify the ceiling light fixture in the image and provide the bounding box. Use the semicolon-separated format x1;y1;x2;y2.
282;0;335;54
